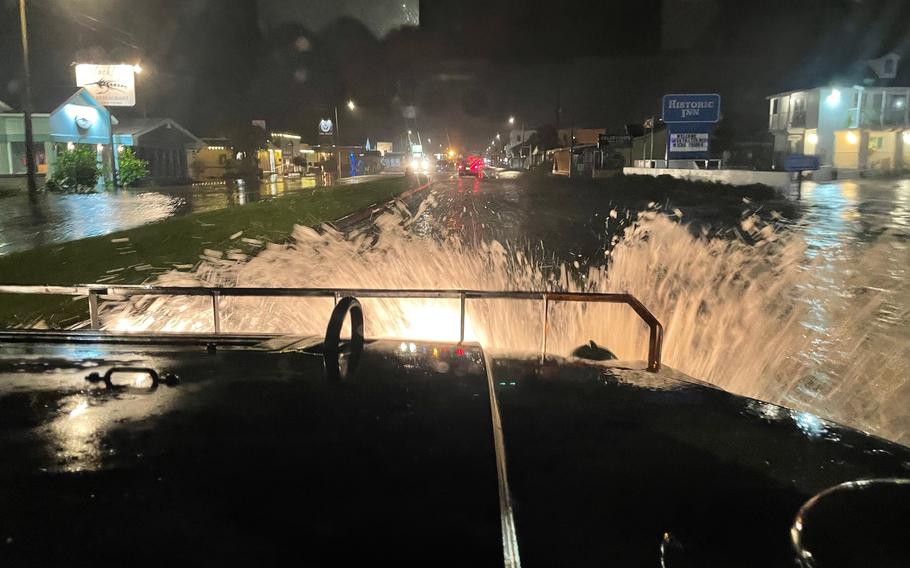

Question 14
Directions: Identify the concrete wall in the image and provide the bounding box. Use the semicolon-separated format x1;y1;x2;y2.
622;167;791;190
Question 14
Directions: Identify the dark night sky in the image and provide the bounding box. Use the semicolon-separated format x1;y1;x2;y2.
2;0;910;150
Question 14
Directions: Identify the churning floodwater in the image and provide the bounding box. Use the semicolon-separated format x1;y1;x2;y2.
103;179;910;445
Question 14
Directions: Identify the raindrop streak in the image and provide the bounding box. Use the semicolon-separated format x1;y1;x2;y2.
104;196;910;445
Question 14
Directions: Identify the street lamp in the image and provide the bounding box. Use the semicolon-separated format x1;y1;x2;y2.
334;99;356;179
507;115;526;168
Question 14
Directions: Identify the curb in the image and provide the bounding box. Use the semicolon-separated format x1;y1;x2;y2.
332;176;434;229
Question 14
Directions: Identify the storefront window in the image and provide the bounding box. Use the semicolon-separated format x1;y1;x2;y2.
10;142;47;174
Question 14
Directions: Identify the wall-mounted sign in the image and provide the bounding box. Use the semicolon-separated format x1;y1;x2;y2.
598;134;632;149
74;115;93;131
669;132;709;152
75;64;136;107
662;94;721;123
251;119;267;130
318;118;334;137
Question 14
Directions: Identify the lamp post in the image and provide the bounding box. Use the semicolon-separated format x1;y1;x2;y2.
18;0;37;195
509;115;525;168
334;99;355;180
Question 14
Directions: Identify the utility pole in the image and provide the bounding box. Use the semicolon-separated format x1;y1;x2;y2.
520;119;525;169
568;127;574;179
649;115;655;162
19;0;38;195
555;78;562;133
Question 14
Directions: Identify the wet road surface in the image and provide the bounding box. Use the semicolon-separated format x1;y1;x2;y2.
0;174;401;257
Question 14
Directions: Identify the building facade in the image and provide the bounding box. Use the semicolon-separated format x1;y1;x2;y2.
768;85;910;171
115;118;204;184
1;89;130;187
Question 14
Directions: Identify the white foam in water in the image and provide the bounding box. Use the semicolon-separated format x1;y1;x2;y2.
103;198;910;445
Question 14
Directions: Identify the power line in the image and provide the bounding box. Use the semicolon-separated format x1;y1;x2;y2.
30;0;143;51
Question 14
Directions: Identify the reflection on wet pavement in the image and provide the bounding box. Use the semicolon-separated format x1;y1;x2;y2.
0;177;318;256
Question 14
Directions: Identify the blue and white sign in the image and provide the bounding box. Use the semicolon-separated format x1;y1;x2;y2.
662;94;721;123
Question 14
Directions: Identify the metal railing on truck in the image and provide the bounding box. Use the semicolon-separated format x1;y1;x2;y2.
0;285;664;372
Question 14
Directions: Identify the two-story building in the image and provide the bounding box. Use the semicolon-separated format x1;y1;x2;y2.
768;85;910;166
505;129;536;169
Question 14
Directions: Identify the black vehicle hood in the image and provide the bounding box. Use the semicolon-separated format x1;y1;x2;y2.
0;332;907;567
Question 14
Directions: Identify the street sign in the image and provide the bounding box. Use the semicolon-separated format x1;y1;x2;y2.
75;64;136;107
784;154;820;172
669;132;709;152
662;93;721;123
598;134;632;149
318;118;334;137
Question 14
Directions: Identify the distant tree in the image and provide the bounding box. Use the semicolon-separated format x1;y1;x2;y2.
46;145;101;193
227;124;269;178
229;124;269;158
529;124;560;152
117;147;150;186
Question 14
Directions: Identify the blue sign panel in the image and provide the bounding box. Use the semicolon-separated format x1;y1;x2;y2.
783;154;820;172
662;94;721;123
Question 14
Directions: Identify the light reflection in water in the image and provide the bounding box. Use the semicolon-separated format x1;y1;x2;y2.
0;177;320;256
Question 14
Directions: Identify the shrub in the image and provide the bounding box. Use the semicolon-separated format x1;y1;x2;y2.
117;147;150;187
46;145;101;193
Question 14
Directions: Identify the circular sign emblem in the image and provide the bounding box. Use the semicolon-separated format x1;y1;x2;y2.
319;119;333;134
75;115;93;130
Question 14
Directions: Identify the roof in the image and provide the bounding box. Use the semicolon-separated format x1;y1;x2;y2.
0;100;10;113
767;84;910;99
114;118;204;149
50;89;115;121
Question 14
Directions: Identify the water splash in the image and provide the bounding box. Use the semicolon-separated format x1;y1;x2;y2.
103;198;910;445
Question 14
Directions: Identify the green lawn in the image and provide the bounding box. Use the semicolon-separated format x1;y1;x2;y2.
0;175;416;328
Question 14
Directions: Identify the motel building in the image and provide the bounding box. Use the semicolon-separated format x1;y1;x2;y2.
767;52;910;175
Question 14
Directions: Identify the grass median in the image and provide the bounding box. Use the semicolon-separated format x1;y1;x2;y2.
0;175;416;328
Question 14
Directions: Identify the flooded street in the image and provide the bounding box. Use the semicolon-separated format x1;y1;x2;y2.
103;172;909;443
0;177;319;256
